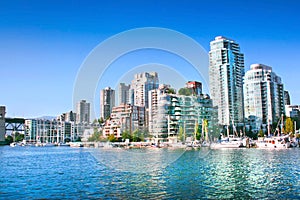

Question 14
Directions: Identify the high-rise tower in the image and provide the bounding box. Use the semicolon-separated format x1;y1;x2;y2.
244;64;285;131
209;36;245;126
100;87;115;120
284;91;291;105
76;100;90;124
130;72;159;108
119;83;130;105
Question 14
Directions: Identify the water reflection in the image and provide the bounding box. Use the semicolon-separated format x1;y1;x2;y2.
89;148;186;173
0;146;299;199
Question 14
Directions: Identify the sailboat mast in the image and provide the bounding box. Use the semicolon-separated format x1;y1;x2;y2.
281;114;284;136
267;119;270;137
227;125;229;138
202;119;204;140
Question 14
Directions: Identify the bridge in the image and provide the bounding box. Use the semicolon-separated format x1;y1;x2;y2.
0;116;26;143
5;118;26;135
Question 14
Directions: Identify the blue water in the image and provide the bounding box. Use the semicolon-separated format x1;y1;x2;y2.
0;146;299;199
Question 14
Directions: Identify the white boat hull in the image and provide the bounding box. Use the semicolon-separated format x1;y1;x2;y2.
210;142;241;149
10;142;17;147
210;136;243;149
256;142;290;149
69;142;83;148
256;136;290;149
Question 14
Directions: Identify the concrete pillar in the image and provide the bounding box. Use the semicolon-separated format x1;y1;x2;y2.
0;106;6;142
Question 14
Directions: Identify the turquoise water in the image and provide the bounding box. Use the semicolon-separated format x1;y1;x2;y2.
0;146;299;199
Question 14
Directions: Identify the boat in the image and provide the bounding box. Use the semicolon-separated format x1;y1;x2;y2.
69;142;83;148
290;138;299;148
256;135;290;149
42;142;56;147
210;119;244;149
210;136;243;149
256;114;291;149
35;142;43;147
10;142;17;147
201;140;210;147
58;142;70;147
185;140;201;149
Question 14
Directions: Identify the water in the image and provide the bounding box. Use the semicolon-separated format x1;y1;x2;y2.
1;146;300;199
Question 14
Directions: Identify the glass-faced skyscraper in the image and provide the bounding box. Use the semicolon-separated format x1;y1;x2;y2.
244;64;285;131
209;36;245;126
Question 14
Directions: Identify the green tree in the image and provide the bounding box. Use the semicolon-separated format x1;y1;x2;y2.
194;122;202;140
14;132;24;142
88;128;102;142
167;88;176;94
132;130;142;142
178;126;184;142
178;88;192;96
122;130;132;141
98;117;104;124
245;126;258;140
108;134;116;142
258;129;264;137
5;135;13;144
285;117;294;134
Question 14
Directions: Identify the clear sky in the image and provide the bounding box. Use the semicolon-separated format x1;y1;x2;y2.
1;0;300;119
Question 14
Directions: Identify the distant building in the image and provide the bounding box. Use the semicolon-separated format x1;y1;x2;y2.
130;72;159;108
76;100;90;124
57;111;76;123
284;91;291;105
148;84;176;140
244;64;285;131
285;105;300;118
102;104;145;138
25;118;85;143
65;111;76;122
186;81;202;96
100;87;115;120
209;36;245;126
119;83;130;105
0;106;6;142
25;119;37;142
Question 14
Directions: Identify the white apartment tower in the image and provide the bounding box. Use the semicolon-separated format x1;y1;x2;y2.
131;72;159;108
76;100;90;124
119;83;130;105
100;87;115;120
244;64;285;131
209;36;245;126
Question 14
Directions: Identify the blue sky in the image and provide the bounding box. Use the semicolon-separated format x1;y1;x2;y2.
1;0;300;119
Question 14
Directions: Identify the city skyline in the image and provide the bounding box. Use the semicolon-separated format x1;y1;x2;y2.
1;0;300;118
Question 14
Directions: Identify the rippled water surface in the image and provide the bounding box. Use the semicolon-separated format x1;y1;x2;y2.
1;146;299;199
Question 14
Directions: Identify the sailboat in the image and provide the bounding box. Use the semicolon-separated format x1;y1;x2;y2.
256;115;291;149
210;120;243;149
